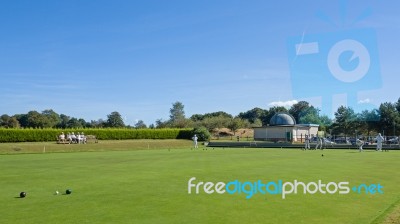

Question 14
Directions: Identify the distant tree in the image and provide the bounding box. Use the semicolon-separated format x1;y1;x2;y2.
395;97;400;113
134;120;147;129
27;110;45;128
238;107;267;124
263;106;288;126
174;119;193;128
379;102;400;135
78;118;89;128
41;109;60;128
358;109;380;136
169;102;185;122
14;114;29;128
169;102;190;128
155;119;168;128
66;118;83;128
298;108;319;124
298;107;320;123
0;114;8;123
0;114;20;128
190;111;233;129
8;116;20;128
0;114;10;127
190;114;204;122
201;115;231;132
227;118;246;136
331;106;357;136
106;111;125;128
251;118;263;127
57;114;70;128
319;115;333;131
289;101;312;124
203;111;233;119
268;106;288;114
90;119;106;128
298;107;332;131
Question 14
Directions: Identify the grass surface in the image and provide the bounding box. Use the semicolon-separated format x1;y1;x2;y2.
0;139;192;154
1;141;399;223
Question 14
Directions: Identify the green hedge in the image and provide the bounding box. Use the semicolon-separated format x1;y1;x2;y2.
0;128;193;143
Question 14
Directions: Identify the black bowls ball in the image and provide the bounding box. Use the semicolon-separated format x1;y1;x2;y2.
20;192;26;198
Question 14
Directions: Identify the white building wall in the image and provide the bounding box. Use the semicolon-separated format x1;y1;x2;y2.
254;125;319;142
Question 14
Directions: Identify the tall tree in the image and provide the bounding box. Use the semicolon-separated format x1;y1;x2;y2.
201;115;231;132
251;118;263;127
358;109;380;136
8;116;20;128
0;114;10;127
202;111;233;119
90;119;106;128
26;110;45;128
298;106;319;124
319;115;333;131
41;109;61;128
190;114;204;122
169;101;185;122
78;118;88;128
134;120;147;129
238;107;267;124
154;119;163;128
227;118;246;136
289;101;312;124
0;114;20;128
297;107;332;131
169;101;188;128
106;111;125;128
66;118;83;128
331;106;357;135
379;102;400;135
395;97;400;113
58;114;70;128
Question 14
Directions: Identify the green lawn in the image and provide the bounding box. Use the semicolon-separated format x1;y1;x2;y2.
0;139;193;154
1;142;399;223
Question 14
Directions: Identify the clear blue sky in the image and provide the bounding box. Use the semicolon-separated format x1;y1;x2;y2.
1;0;399;125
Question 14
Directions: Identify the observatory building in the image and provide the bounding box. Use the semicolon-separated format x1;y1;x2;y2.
253;113;319;142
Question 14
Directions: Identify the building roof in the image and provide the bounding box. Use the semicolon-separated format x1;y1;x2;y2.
296;124;320;127
269;113;296;126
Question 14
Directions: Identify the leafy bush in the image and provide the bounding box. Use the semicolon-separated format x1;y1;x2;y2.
192;127;211;141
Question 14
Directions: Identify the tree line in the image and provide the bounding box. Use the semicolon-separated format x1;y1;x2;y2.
0;110;127;129
2;98;400;137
